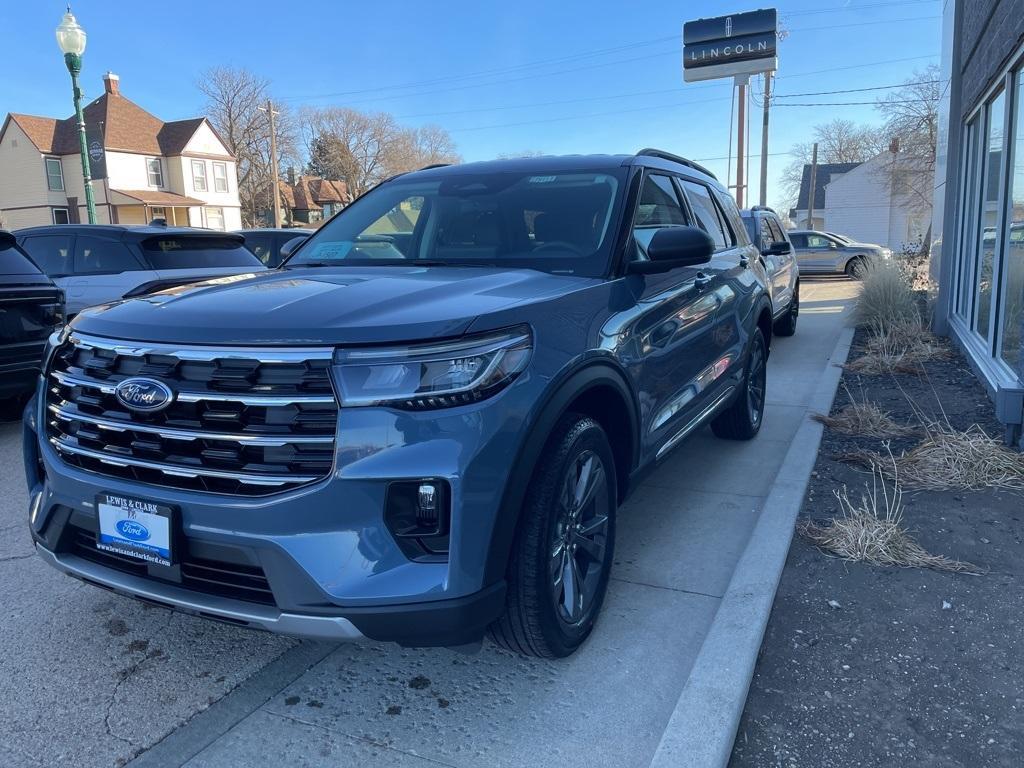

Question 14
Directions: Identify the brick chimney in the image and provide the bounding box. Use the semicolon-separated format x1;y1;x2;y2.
103;72;120;95
287;166;296;185
889;137;900;154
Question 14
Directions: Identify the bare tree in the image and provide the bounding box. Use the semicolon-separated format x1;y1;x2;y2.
196;66;298;226
778;119;885;211
302;108;459;197
875;65;941;224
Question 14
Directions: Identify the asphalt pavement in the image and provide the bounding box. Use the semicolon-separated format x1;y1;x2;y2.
0;278;858;768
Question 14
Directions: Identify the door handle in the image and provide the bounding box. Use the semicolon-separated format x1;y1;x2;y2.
739;255;750;268
694;272;712;290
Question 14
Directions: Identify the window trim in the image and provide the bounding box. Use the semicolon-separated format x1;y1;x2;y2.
146;157;164;188
45;157;65;191
192;159;208;192
204;206;226;231
212;161;229;193
52;207;70;225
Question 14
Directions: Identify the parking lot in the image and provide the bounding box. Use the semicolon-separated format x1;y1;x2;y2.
0;279;858;768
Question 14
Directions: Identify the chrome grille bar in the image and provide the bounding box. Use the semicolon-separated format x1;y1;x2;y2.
49;437;317;486
50;369;335;406
47;403;333;446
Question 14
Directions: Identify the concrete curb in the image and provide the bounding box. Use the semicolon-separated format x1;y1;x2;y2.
649;324;856;768
126;640;337;768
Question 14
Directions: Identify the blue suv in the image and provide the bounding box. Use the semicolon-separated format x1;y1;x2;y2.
24;151;774;657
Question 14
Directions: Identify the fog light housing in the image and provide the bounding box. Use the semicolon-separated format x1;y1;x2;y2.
384;480;450;559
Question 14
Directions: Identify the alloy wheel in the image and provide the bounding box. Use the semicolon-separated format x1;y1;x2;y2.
550;450;610;626
747;337;767;427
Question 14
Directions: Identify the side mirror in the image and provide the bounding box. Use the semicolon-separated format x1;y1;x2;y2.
629;226;714;274
280;236;307;260
762;240;792;257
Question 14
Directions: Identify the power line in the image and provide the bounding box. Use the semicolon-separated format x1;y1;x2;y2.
774;80;940;98
783;0;937;16
775;99;928;106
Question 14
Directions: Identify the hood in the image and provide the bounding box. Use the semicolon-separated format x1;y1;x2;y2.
70;266;597;345
842;242;884;250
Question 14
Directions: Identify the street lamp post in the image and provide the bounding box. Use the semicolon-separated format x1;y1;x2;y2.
55;7;97;224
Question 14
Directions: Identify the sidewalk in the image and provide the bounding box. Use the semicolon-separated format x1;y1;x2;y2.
124;280;859;768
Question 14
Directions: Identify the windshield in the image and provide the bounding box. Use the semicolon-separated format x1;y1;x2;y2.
286;170;625;277
141;236;263;270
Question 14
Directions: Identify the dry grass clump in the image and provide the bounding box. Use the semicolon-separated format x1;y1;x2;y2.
854;260;921;331
844;319;949;374
799;459;980;573
814;401;917;439
841;424;1024;492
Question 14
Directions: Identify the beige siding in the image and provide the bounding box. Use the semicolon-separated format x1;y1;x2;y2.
116;205;147;225
0;120;55;216
106;151;156;191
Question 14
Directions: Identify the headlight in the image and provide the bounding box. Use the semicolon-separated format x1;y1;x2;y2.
333;326;533;409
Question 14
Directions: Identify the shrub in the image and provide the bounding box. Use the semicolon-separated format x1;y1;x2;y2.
854;259;920;331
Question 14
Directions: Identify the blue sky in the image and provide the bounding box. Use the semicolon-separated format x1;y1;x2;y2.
0;1;941;207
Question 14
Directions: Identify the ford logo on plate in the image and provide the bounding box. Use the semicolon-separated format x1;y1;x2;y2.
114;377;174;412
115;519;151;542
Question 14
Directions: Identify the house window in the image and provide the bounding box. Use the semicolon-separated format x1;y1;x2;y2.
45;158;64;191
212;162;228;193
52;208;70;225
205;206;225;231
1000;68;1024;379
192;160;208;192
150;206;167;223
146;158;163;187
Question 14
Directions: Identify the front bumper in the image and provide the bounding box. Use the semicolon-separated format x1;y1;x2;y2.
24;376;524;646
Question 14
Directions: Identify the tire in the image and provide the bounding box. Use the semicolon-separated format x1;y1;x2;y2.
773;282;799;337
846;257;868;280
711;327;767;441
489;414;617;658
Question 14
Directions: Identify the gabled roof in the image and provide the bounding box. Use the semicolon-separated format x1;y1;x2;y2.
278;175;351;212
4;93;230;158
793;162;861;211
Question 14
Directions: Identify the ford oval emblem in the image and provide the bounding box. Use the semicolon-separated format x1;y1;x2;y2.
115;519;151;542
114;377;174;412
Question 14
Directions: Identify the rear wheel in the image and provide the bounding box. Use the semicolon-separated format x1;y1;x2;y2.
711;327;767;441
846;257;868;280
773;282;799;337
490;415;616;658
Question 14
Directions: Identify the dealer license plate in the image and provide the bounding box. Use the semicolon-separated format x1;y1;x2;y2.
95;493;174;567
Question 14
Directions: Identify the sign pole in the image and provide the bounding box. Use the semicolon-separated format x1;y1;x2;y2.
735;75;747;208
759;71;771;207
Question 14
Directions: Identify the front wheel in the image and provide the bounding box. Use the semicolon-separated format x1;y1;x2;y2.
711;327;767;441
489;414;617;658
846;257;868;280
773;283;799;337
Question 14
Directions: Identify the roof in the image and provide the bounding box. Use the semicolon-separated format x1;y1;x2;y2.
280;175;352;212
5;94;226;158
110;189;206;206
14;224;243;241
793;162;861;211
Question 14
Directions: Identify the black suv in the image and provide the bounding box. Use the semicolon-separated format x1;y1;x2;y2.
0;232;63;406
26;151;776;657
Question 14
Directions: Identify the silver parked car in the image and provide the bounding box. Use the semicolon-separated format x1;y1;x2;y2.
15;225;265;315
787;229;892;279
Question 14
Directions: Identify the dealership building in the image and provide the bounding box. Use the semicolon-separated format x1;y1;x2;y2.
932;0;1024;445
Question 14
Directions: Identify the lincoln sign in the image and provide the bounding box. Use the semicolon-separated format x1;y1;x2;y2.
683;8;778;83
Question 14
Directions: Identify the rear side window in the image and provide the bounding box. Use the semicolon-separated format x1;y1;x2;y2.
680;180;729;250
0;243;42;274
74;236;145;274
244;235;273;265
765;217;786;244
20;234;73;275
140;237;263;269
790;233;808;248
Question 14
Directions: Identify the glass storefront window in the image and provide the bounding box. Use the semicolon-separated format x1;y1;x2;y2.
1001;72;1024;378
956;118;980;318
974;90;1005;342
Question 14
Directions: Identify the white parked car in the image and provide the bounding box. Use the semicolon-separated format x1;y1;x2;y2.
16;225;265;315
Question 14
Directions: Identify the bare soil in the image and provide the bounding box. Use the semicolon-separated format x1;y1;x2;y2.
729;329;1024;768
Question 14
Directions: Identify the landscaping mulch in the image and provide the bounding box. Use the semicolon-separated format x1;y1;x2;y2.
729;328;1024;768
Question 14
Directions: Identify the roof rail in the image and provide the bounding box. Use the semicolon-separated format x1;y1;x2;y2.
419;163;452;171
750;205;777;214
636;148;717;180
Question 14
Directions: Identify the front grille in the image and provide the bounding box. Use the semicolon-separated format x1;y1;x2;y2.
66;524;276;605
44;332;338;495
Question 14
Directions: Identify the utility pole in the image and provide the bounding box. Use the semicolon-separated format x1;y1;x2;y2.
759;71;772;207
736;77;747;208
806;142;819;229
259;100;282;228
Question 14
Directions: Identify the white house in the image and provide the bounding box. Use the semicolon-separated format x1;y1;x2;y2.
788;148;932;249
0;73;241;230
